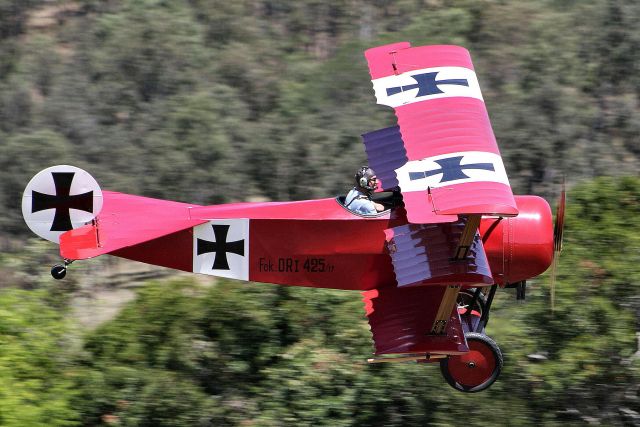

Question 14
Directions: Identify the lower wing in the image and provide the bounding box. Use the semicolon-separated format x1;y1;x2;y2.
363;285;469;355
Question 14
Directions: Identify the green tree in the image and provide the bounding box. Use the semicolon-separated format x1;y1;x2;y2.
0;288;79;425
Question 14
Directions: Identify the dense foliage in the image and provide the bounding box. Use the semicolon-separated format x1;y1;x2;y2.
1;0;639;425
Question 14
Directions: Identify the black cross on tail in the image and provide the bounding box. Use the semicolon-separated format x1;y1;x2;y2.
409;156;495;184
196;224;245;270
31;172;94;231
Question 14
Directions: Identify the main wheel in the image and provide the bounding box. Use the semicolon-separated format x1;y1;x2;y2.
440;332;503;392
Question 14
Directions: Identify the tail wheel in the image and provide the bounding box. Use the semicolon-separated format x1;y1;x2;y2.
51;264;67;280
440;332;503;392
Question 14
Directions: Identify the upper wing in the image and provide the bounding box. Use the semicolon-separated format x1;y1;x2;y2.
363;42;518;224
60;191;207;260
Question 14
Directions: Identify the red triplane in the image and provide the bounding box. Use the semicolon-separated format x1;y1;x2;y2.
22;42;564;392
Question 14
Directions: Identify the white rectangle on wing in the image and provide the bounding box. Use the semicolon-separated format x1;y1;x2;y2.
395;151;510;192
372;66;483;108
193;219;249;281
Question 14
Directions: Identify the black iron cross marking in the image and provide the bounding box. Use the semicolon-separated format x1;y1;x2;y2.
408;156;495;184
386;72;469;98
196;224;245;270
31;172;94;231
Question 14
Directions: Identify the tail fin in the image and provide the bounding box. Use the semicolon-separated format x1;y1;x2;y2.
21;165;103;243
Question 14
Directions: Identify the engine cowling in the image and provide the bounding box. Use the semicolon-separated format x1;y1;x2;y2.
480;196;554;286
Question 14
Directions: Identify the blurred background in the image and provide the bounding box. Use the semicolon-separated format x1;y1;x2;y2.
0;0;639;425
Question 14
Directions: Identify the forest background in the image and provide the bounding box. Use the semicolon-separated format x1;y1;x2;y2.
0;0;639;425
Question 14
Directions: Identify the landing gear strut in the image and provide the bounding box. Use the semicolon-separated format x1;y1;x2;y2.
51;259;73;280
442;285;503;392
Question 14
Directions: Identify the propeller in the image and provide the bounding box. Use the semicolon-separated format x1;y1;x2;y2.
550;180;566;312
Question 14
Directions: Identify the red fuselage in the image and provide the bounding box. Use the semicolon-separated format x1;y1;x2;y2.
107;195;553;291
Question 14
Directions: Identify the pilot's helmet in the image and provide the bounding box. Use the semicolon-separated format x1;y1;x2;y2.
355;166;377;192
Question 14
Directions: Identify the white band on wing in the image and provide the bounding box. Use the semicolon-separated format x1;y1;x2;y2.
395;151;510;192
372;66;483;108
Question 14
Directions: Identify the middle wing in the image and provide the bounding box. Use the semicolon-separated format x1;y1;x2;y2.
363;42;518;224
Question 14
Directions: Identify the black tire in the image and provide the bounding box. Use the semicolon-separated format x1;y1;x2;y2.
440;332;503;393
51;264;66;280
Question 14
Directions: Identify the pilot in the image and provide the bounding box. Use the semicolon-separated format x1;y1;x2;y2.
344;166;385;215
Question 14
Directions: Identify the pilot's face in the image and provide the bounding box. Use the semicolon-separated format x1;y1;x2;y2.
369;176;378;190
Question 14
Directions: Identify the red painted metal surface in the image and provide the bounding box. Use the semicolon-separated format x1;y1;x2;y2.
480;195;554;285
364;41;412;79
430;181;519;216
61;193;391;260
249;219;397;290
189;197;379;220
112;228;195;272
395;97;497;159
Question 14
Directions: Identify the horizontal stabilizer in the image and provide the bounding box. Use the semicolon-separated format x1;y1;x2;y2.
60;191;206;260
